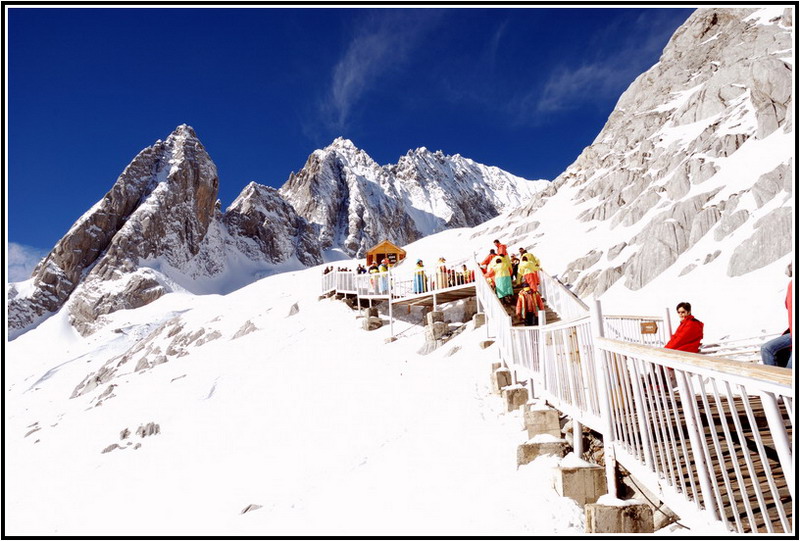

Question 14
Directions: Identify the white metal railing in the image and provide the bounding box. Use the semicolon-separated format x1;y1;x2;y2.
476;276;793;533
335;271;356;293
594;337;793;533
321;270;337;294
700;333;782;363
323;265;477;302
538;271;589;321
473;261;514;362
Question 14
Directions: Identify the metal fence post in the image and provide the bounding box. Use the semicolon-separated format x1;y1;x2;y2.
665;306;673;337
675;370;720;519
590;299;618;497
761;391;794;499
389;270;394;339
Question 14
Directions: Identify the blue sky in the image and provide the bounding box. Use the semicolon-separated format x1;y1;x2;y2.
6;5;694;279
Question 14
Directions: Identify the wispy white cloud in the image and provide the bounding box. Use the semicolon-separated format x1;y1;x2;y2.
320;11;443;134
517;9;691;120
7;242;46;282
535;62;633;114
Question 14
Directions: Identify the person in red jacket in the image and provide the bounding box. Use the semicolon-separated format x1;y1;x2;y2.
665;302;704;353
786;280;793;369
480;249;497;274
493;239;508;257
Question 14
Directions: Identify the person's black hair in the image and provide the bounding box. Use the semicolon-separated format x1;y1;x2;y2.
676;302;692;313
493;239;500;244
495;258;502;264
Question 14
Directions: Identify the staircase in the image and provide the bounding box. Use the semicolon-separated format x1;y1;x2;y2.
502;283;561;326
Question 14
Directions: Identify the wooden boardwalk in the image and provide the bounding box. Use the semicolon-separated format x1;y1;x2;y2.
623;392;793;533
390;282;477;308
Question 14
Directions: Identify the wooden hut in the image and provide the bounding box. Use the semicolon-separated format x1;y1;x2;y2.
366;239;407;266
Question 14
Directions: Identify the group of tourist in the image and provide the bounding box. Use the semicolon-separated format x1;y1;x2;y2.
413;258;475;294
479;239;545;326
323;243;793;369
322;265;352;274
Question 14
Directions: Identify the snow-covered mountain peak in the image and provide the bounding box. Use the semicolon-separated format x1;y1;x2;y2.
483;7;792;325
278;138;549;258
328;136;358;150
166;123;198;142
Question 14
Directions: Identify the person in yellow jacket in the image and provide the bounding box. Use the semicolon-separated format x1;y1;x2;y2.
490;256;514;304
517;252;541;291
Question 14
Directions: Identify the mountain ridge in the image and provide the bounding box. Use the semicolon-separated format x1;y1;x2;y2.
8;129;545;338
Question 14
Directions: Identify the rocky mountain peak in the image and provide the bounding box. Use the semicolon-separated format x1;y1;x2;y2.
8;124;221;337
223;182;322;267
168;123;198;140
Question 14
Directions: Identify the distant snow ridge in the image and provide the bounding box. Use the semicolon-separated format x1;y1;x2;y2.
280;137;548;258
482;7;793;299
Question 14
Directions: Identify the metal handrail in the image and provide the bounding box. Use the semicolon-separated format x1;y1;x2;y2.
538;270;589;320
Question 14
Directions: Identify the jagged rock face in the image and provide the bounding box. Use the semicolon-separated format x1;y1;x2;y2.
498;7;793;298
391;148;539;229
280;137;546;258
64;125;220;334
10;126;544;338
279;138;422;257
223;182;322;266
8;125;219;337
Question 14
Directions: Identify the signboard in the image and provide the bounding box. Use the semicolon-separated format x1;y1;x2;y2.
640;321;658;334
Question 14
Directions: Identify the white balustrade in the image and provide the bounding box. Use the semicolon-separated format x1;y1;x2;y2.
538;271;589;321
603;314;669;346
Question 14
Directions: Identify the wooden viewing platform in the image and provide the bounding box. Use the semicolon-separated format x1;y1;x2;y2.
389;282;477;307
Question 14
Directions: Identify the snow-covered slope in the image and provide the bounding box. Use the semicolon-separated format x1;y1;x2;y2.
6;232;591;536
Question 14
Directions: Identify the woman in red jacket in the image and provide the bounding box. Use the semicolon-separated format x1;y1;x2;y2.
665;302;704;353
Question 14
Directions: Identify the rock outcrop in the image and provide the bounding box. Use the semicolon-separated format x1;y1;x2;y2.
9;125;219;336
223;182;322;266
495;7;793;299
8;126;322;338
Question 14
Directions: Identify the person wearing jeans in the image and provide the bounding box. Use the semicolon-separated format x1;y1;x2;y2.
761;331;792;367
